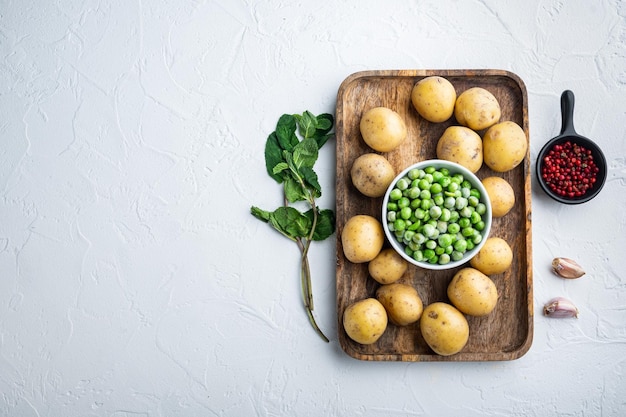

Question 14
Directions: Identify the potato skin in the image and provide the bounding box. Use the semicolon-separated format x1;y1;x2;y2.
436;126;483;173
368;248;408;284
482;176;515;217
482;121;528;172
341;215;384;263
350;153;396;198
470;237;513;275
447;267;498;317
343;298;388;344
454;87;501;131
376;283;423;326
411;76;456;123
420;302;469;356
359;107;407;152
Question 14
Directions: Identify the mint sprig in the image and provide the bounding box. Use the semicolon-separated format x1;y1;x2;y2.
251;111;335;342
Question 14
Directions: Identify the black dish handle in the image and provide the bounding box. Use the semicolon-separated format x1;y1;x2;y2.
560;90;577;136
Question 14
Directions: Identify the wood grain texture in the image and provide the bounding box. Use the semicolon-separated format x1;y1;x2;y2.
335;69;533;362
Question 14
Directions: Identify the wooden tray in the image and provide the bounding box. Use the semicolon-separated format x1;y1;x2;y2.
335;69;533;361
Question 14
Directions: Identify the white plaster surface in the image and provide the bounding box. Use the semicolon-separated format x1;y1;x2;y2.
1;0;625;416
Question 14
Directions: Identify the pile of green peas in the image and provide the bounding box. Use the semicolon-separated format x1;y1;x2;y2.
385;165;488;265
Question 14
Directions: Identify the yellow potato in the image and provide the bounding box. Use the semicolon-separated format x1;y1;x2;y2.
411;76;457;123
482;176;515;217
376;283;423;326
368;248;408;284
436;126;483;173
343;298;388;344
420;302;469;356
359;107;407;152
447;267;498;317
454;87;501;131
482;121;528;172
341;215;384;263
350;153;396;198
470;237;513;275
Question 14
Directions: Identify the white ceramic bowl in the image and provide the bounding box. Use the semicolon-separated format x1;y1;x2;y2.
381;160;492;270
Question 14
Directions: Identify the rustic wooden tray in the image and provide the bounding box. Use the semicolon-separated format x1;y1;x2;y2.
335;69;533;361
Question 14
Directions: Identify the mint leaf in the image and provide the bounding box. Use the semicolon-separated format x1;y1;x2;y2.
300;166;321;198
296;111;317;139
250;206;271;222
269;207;311;239
265;132;285;183
292;137;319;169
276;114;298;151
304;208;335;241
284;176;307;203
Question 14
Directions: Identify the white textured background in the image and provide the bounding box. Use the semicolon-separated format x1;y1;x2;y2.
1;0;625;416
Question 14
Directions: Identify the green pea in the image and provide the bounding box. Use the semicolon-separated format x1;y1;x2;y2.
418;179;431;190
412;233;426;245
412;250;424;262
432;171;444;183
430;182;443;194
454;239;467;252
455;197;468;210
468;195;479;207
414;208;426;219
435;246;445;256
429;205;442;219
476;203;487;215
390;188;402;200
438;233;453;248
424;166;436;174
475;220;485;231
470;210;482;224
387;211;397;222
462;226;475;237
447;222;460;234
439;176;452;188
410;198;422;209
400;206;412;220
420;199;432;210
438;253;451;265
407;168;421;180
398;197;410;209
425;239;437;250
440;168;450;177
460;206;473;218
407;187;421;199
470;188;481;198
394;218;406;231
387;202;398;211
422;223;436;238
440;208;451;222
451;250;464;261
458;217;471;228
420;189;431;200
423;248;436;260
433;194;444;206
397;178;409;190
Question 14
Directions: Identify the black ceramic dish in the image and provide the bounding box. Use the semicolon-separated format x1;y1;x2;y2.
536;90;607;204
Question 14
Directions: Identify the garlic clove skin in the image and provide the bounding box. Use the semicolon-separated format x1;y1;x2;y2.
552;257;585;279
543;297;579;318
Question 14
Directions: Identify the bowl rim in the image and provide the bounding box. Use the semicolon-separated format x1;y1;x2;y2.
535;134;607;204
381;159;492;270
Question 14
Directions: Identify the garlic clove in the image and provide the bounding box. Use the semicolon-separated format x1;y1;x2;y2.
543;297;579;318
552;257;585;279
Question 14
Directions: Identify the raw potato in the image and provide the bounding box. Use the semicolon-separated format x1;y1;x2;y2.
411;76;457;123
470;237;513;275
359;107;407;152
436;126;483;173
341;215;384;263
368;248;408;284
420;302;469;356
483;121;528;172
447;267;498;317
350;153;396;198
482;176;515;217
376;283;423;326
454;87;501;131
343;298;388;344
